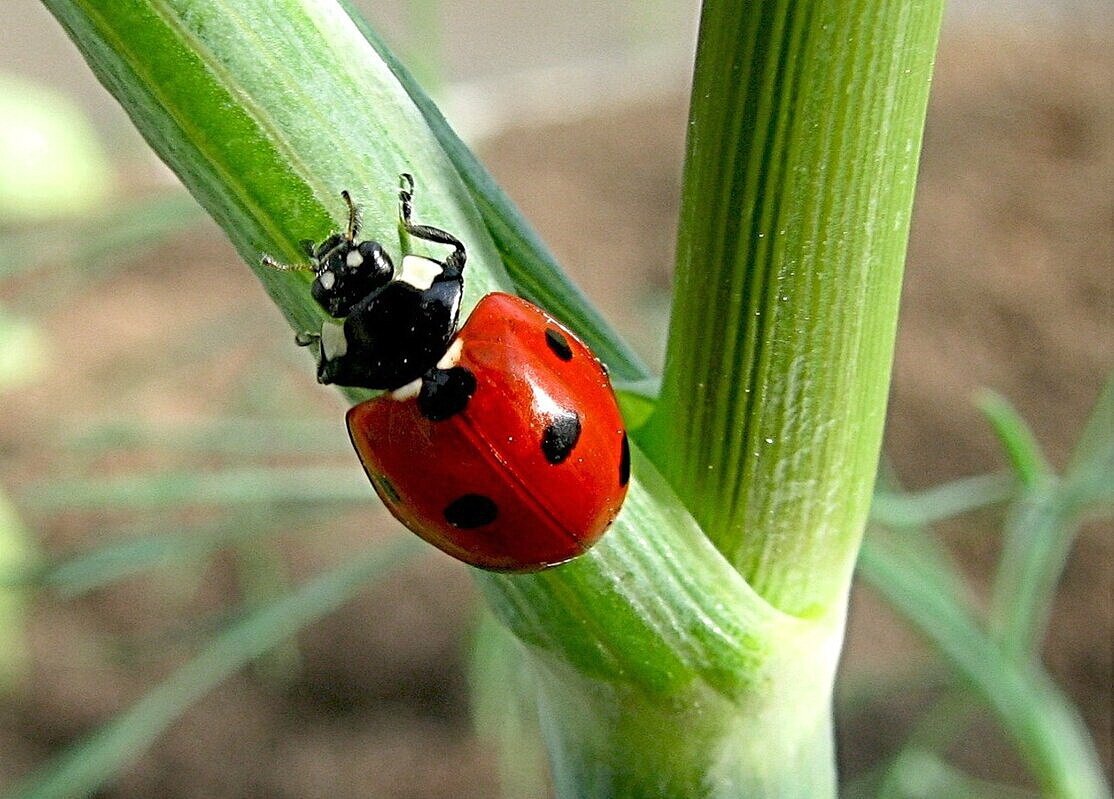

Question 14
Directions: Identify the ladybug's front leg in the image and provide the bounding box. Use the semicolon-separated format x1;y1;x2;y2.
398;173;466;279
293;324;348;386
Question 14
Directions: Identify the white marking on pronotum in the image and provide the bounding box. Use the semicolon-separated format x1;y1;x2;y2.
436;338;464;370
448;291;460;325
346;250;363;267
390;377;422;401
320;321;347;360
319;270;336;290
399;255;441;291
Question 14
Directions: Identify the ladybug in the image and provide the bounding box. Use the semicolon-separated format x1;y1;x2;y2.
264;175;629;571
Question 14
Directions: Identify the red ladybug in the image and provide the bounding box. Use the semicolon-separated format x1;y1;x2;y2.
264;175;629;571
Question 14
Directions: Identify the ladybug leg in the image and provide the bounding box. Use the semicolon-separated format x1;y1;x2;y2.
398;173;466;278
292;329;330;383
292;320;353;386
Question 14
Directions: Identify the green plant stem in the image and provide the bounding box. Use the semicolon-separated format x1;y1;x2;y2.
643;0;944;618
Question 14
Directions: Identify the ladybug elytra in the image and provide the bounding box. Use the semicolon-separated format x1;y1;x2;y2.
264;175;629;571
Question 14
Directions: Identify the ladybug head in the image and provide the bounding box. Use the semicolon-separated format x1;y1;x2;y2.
309;236;394;318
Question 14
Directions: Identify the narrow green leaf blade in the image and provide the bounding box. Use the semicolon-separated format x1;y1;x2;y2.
7;510;325;598
0;491;35;690
0;193;205;280
869;472;1016;529
1064;370;1114;508
3;538;420;799
989;375;1114;657
978;391;1054;490
27;466;371;511
63;418;346;459
859;533;1109;799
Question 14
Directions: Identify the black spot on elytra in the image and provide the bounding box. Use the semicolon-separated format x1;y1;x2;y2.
545;328;573;361
418;366;477;421
541;410;581;464
444;494;498;528
618;431;631;486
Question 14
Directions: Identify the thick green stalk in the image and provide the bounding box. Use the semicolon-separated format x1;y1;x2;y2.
644;0;944;617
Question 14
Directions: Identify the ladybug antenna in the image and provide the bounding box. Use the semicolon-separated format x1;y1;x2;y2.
341;190;360;242
261;253;315;273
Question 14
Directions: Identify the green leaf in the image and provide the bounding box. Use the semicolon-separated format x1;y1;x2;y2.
859;532;1109;799
63;417;346;459
878;749;1041;799
870;472;1015;528
27;466;370;511
0;193;206;282
989;374;1114;657
5;510;326;598
642;0;945;617
3;538;420;799
978;391;1053;490
614;381;660;431
1063;370;1114;509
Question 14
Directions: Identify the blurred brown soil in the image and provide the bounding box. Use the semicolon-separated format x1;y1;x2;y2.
1;24;1111;798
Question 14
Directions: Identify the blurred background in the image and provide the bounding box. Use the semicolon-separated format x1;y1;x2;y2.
0;1;1110;797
